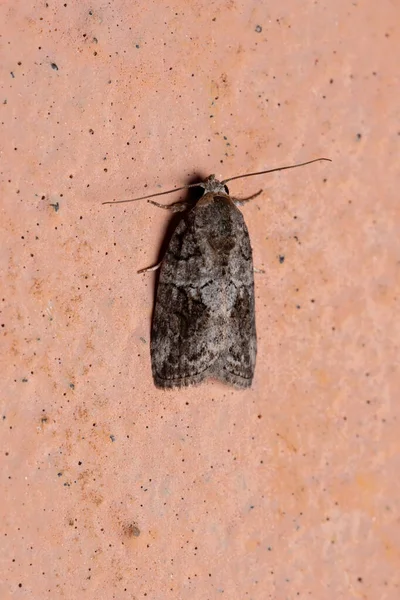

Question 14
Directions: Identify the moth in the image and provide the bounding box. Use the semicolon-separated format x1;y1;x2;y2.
104;158;330;390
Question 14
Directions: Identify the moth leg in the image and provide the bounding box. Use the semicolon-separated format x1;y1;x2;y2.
232;189;263;206
148;199;189;213
137;260;162;274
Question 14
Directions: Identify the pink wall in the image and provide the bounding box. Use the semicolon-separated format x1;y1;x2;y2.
2;1;399;598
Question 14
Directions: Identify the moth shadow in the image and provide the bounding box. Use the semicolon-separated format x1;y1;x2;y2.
148;173;206;330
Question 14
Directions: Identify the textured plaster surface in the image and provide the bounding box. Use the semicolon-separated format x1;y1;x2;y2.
1;1;399;599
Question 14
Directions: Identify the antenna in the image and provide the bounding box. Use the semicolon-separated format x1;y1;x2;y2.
102;182;203;205
102;157;331;205
222;158;331;184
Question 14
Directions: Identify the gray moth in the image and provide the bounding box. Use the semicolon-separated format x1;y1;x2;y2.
151;175;257;389
104;158;330;390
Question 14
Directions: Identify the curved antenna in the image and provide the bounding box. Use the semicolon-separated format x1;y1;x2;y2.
103;158;331;205
222;157;331;184
102;182;203;205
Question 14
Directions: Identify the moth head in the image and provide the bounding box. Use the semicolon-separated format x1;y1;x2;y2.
200;174;229;196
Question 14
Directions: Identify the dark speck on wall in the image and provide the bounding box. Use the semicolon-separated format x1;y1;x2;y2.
255;25;262;33
124;523;140;538
51;63;59;70
279;255;285;264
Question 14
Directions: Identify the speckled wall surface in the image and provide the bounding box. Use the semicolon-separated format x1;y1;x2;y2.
1;1;399;598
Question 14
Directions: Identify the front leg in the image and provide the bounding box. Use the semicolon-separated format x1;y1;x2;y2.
149;199;189;212
231;189;263;206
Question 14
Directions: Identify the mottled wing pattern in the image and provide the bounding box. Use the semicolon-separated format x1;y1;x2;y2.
218;212;256;388
151;194;256;389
